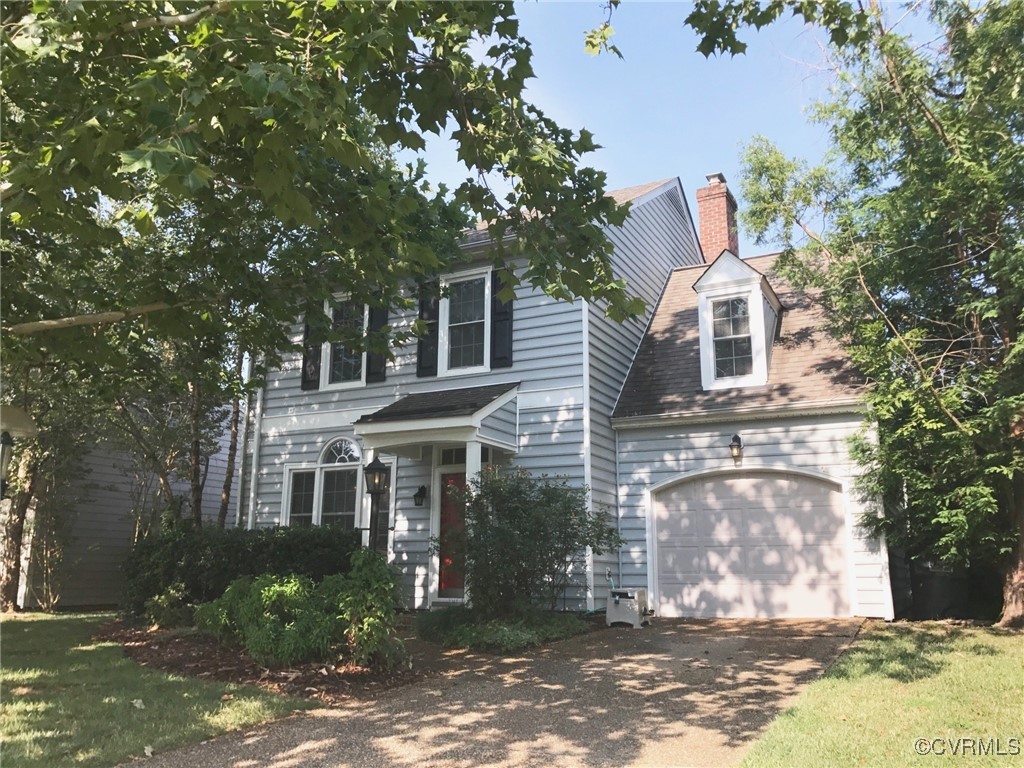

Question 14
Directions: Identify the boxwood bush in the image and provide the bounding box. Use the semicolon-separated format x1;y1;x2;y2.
195;550;408;669
122;524;361;620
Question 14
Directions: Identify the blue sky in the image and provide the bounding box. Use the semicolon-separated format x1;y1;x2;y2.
420;2;840;257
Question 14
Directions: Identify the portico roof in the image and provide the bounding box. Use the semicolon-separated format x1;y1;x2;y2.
354;382;520;457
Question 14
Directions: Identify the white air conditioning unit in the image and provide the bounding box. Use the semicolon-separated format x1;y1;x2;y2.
606;588;651;628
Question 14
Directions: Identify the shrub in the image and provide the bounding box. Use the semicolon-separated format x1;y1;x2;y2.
122;524;361;618
195;552;407;670
416;606;589;653
441;467;623;618
143;582;194;628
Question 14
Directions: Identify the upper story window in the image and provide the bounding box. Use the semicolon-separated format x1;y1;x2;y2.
327;301;365;386
417;267;514;378
301;303;389;391
693;251;781;392
445;275;488;372
712;298;753;378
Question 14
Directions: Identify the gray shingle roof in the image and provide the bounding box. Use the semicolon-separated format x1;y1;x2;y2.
612;254;863;421
355;382;519;424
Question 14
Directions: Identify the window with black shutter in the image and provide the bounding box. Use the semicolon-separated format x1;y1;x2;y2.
416;283;440;378
490;270;514;369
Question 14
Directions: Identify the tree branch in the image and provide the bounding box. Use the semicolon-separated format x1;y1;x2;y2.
4;303;177;335
96;1;231;40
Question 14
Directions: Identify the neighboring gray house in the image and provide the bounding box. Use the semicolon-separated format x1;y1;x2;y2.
239;174;896;619
18;445;235;609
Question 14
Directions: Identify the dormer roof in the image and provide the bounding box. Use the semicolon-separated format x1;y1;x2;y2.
612;253;863;423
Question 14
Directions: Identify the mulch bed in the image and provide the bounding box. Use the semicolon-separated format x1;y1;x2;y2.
94;615;468;706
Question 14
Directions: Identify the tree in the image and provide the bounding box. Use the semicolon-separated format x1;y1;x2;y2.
709;1;1024;626
2;0;642;370
2;1;650;610
444;467;623;618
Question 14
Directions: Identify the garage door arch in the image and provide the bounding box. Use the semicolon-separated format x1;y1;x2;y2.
647;465;853;618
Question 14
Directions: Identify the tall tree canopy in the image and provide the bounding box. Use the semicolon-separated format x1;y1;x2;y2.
698;1;1023;625
2;0;642;372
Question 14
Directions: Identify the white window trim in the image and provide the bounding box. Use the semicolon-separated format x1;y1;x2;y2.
319;299;369;391
282;438;365;527
697;285;769;391
438;266;492;377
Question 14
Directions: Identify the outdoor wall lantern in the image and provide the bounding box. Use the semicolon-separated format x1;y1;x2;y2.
413;485;428;507
729;434;743;461
363;456;389;553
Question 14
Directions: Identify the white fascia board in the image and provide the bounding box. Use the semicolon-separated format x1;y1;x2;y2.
610;398;866;430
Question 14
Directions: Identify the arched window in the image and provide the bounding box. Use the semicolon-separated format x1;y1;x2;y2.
286;438;365;530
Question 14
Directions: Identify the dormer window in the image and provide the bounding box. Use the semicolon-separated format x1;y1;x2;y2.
712;298;753;378
694;251;781;392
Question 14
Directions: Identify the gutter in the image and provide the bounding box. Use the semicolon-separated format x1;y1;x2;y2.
611;398;866;430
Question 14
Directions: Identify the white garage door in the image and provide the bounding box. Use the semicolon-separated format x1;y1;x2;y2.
653;471;850;618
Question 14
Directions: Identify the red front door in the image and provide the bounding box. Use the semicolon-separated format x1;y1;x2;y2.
438;472;466;598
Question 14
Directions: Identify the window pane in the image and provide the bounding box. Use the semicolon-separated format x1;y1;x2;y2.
712;298;750;338
289;471;315;527
449;278;485;324
321;468;357;529
329;302;363;383
714;338;754;378
449;321;485;368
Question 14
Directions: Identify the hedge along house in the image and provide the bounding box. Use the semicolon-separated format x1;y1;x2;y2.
237;173;896;618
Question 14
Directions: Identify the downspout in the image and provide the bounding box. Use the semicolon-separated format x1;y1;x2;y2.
233;353;252;529
581;301;595;612
245;366;265;531
614;428;624;588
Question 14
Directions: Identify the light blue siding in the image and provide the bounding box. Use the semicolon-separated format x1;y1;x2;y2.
614;413;892;619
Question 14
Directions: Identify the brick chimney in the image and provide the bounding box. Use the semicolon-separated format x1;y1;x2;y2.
696;172;739;262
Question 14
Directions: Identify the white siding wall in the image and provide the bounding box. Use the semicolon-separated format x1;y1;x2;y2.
615;412;893;619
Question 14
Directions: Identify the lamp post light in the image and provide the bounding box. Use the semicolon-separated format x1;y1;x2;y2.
363;456;389;553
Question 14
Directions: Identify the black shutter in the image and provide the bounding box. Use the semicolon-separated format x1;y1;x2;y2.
490;271;514;369
365;306;389;383
300;322;321;391
416;285;439;378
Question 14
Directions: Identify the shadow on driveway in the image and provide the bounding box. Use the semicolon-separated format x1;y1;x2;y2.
129;618;861;768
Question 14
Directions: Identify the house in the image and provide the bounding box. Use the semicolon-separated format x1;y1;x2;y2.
238;173;896;619
17;445;236;609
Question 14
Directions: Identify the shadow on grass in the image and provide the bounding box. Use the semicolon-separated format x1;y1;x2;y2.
828;622;999;684
2;613;304;768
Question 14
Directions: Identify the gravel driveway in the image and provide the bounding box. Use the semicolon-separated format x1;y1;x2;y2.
131;618;861;768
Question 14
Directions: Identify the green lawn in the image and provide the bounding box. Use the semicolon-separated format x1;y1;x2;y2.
742;622;1024;768
1;612;313;767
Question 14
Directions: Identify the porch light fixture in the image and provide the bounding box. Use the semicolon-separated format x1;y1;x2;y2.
413;485;428;507
729;434;743;460
364;456;389;553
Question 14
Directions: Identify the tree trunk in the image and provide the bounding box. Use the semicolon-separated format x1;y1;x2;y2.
998;471;1024;628
0;464;38;612
188;378;203;527
217;347;244;529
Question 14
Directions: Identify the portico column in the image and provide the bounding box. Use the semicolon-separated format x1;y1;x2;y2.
465;439;482;484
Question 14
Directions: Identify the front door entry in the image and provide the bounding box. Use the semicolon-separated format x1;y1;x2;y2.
438;472;466;599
